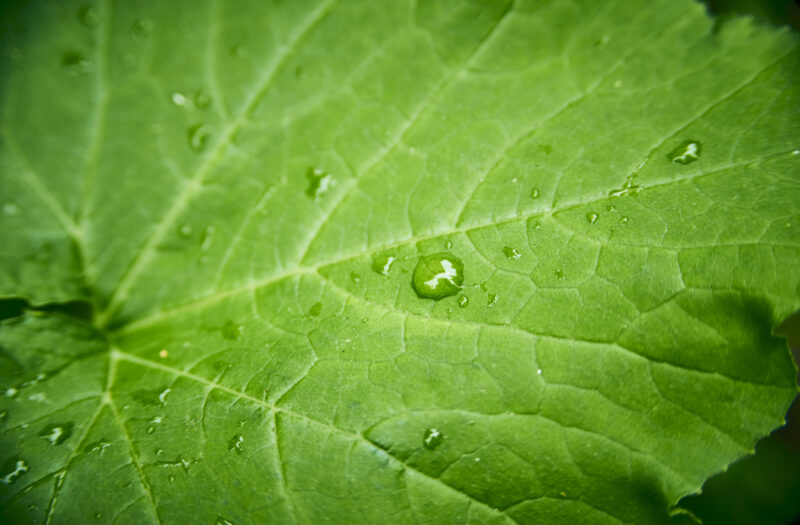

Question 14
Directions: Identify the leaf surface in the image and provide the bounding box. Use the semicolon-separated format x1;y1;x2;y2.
1;0;799;523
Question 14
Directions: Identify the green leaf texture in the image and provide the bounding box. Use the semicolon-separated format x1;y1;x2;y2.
1;0;799;523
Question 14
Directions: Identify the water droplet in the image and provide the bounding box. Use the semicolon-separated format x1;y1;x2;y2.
228;434;244;455
595;35;610;47
5;387;18;398
307;302;322;317
39;422;74;445
411;253;464;300
608;176;641;198
0;410;7;421
171;92;188;106
230;45;247;58
159;349;168;359
444;240;453;249
84;440;111;454
668;139;702;164
371;253;396;276
61;51;91;74
178;224;193;238
458;295;469;308
607;205;616;213
502;246;521;260
77;5;98;27
792;150;799;156
350;271;360;283
187;123;211;152
305;167;334;199
195;89;211;109
554;269;565;279
537;368;543;375
487;293;498;307
221;320;241;340
586;212;599;224
200;225;215;251
619;216;629;224
158;388;171;406
94;512;102;520
1;458;29;485
2;202;19;216
146;426;155;434
216;515;235;525
422;428;444;450
131;18;153;37
530;187;540;199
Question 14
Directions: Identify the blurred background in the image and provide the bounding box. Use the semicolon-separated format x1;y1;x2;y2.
678;1;800;524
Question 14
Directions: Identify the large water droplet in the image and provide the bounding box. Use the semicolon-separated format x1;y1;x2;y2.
187;123;211;152
305;167;333;199
502;246;521;260
371;253;396;276
39;422;74;445
77;5;98;27
586;212;599;224
411;253;464;300
668;140;702;164
422;428;444;450
1;457;28;485
221;320;241;340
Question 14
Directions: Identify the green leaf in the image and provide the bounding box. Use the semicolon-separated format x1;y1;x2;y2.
1;0;799;523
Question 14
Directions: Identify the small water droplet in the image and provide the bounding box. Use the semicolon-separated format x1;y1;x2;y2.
792;150;799;156
411;253;464;300
131;18;153;37
200;225;215;251
228;434;244;455
537;368;543;375
1;458;28;485
230;45;247;58
84;440;111;454
0;410;7;421
350;271;360;283
487;293;498;307
39;422;74;445
458;295;469;308
608;176;641;198
668;139;702;164
171;92;188;106
422;428;444;450
607;205;616;213
530;187;540;199
77;5;98;27
61;51;91;74
187;123;211;152
216;515;235;525
444;240;453;249
146;426;155;434
502;246;521;260
307;302;322;317
195;88;211;109
619;216;629;224
595;35;610;47
371;253;396;276
221;320;241;340
586;212;599;224
158;388;171;406
5;387;18;398
2;202;19;216
555;269;565;279
94;512;102;520
178;224;193;237
305;167;334;199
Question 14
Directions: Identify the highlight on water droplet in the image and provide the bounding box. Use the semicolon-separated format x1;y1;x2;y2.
305;167;334;200
422;428;444;450
171;92;188;106
187;123;211;152
77;5;98;27
586;212;599;224
458;295;469;308
608;175;641;198
667;139;702;165
502;246;521;260
371;253;396;276
411;253;464;300
1;457;29;485
530;187;540;199
39;422;74;446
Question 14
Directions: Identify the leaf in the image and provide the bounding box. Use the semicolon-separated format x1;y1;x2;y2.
1;0;799;523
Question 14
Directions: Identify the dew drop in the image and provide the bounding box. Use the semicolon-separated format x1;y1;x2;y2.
350;271;360;284
146;426;155;434
608;176;641;198
61;51;91;74
178;224;192;237
422;428;444;450
502;246;521;260
0;410;7;421
444;240;453;249
555;269;565;280
171;92;188;106
158;388;171;406
619;216;629;224
131;18;154;37
307;302;322;317
487;293;498;307
187;123;211;152
371;253;396;276
77;5;98;27
667;139;702;164
228;434;244;455
411;253;464;300
39;422;74;445
530;187;540;199
305;167;333;199
1;458;29;485
221;320;241;340
586;212;599;224
458;295;469;308
5;387;18;398
95;513;102;520
84;440;111;454
216;515;235;525
194;88;212;109
200;225;215;251
2;202;19;216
